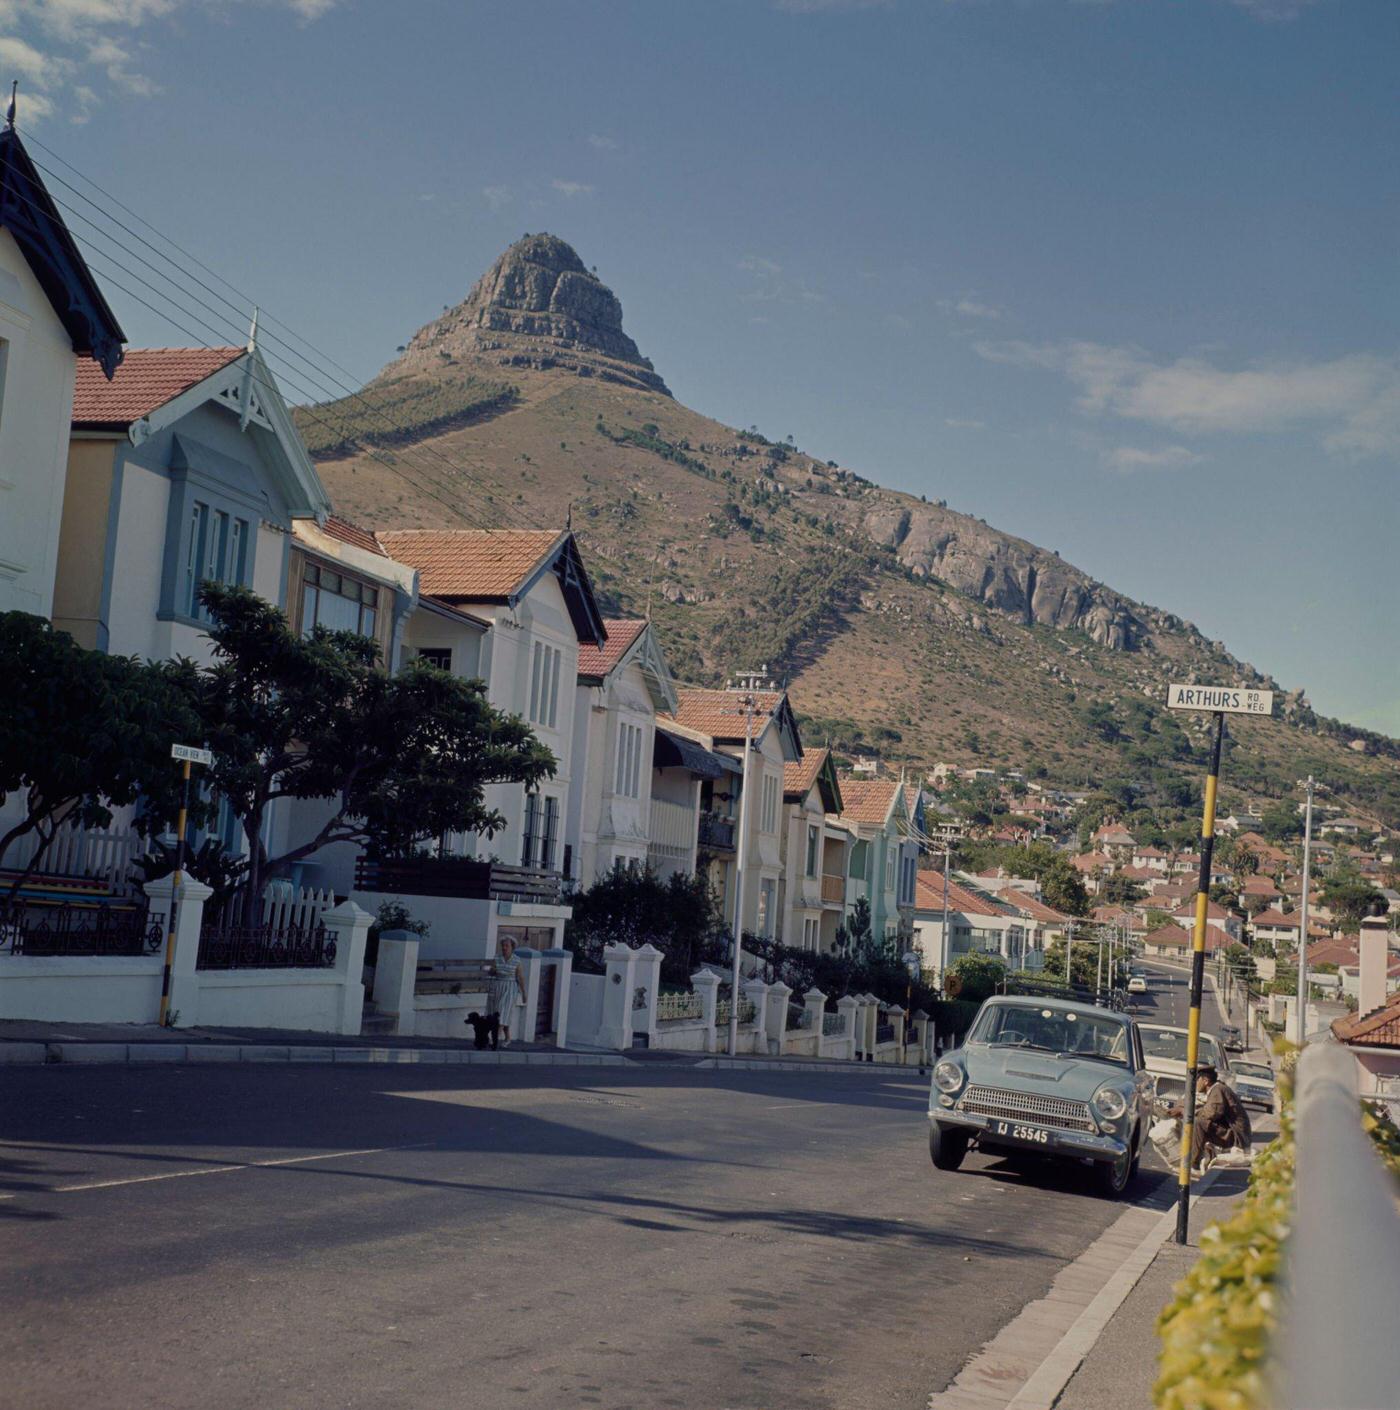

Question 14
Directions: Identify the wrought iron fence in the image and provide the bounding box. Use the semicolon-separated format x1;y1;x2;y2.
822;1011;845;1037
875;1021;895;1044
789;1002;814;1030
715;998;757;1028
196;920;335;970
0;898;162;957
658;991;704;1022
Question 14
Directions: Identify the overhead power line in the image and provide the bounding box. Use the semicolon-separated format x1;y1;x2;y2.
15;125;542;535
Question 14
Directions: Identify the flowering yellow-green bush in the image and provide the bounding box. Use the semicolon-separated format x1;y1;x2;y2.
1154;1050;1400;1410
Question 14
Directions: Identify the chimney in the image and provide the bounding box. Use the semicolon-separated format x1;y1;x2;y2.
1357;916;1390;1018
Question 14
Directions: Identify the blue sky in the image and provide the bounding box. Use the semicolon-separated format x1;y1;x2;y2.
5;0;1397;733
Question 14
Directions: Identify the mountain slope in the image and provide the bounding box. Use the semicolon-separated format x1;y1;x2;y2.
298;235;1400;827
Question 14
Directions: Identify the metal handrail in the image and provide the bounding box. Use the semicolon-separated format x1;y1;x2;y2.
1281;1042;1400;1410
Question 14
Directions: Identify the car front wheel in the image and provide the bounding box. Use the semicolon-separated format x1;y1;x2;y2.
929;1123;970;1171
1095;1136;1136;1198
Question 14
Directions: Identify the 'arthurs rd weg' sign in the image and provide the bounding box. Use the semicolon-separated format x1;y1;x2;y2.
1166;684;1274;716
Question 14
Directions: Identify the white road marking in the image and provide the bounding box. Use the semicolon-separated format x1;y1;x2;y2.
0;1142;433;1198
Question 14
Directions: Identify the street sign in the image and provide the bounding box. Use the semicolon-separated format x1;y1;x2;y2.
171;743;213;766
1166;684;1274;716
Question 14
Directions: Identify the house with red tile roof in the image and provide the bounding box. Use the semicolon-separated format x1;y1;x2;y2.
0;114;125;624
657;682;804;943
837;775;920;947
912;867;1035;979
53;338;331;663
1170;899;1242;942
378;528;607;933
1251;908;1304;949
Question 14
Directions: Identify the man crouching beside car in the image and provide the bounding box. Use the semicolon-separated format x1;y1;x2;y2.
1168;1064;1252;1174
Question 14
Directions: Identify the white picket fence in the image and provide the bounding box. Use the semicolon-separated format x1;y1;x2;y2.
5;822;144;892
259;882;336;933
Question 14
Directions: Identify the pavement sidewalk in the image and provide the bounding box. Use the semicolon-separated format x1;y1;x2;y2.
0;1015;919;1075
1050;1167;1252;1410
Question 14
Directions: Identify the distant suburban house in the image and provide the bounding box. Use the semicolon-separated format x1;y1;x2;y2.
1170;900;1241;942
54;344;332;661
913;869;1030;978
1251;908;1303;950
0;115;124;621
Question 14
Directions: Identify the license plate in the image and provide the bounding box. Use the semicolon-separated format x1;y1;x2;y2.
992;1119;1050;1144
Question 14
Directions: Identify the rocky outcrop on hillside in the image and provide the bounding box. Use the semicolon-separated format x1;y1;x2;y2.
390;233;670;395
862;502;1146;649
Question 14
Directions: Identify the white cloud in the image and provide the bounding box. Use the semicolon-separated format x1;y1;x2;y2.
945;417;986;430
1;0;337;123
774;0;892;11
739;254;783;276
1225;0;1325;18
941;296;1004;320
975;338;1400;458
551;178;595;198
481;185;514;212
587;133;618;150
1102;445;1202;473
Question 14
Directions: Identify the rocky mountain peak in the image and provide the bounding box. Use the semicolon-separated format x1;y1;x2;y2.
392;233;670;395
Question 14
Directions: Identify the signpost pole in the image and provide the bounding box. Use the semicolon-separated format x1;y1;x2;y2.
1176;710;1225;1245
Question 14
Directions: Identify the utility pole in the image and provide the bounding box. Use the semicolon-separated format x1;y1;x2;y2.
728;688;758;1058
1295;776;1315;1046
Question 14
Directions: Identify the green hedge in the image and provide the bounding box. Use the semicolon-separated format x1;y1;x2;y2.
1154;1048;1400;1410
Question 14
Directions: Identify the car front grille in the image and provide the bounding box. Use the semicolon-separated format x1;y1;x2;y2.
959;1085;1096;1133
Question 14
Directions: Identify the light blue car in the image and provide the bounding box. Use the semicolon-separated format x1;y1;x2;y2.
929;995;1156;1198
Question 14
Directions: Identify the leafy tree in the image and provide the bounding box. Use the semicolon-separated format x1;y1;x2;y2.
1101;874;1146;906
1043;935;1100;989
945;952;1005;1005
567;868;727;984
1221;941;1257;988
192;584;554;906
1320;877;1386;927
0;612;204;896
1261;800;1304;843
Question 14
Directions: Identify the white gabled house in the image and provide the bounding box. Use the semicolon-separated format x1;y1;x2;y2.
53;343;332;662
779;747;845;952
0;114;124;621
368;527;607;960
568;617;679;885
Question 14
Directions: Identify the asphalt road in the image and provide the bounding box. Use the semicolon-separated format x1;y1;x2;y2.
2;1052;1181;1410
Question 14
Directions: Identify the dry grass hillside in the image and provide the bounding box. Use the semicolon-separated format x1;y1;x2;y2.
300;235;1400;827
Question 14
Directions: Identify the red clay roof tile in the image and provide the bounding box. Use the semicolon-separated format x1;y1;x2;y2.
72;347;244;426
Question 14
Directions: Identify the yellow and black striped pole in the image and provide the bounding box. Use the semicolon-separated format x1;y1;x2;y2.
157;759;192;1028
1175;711;1225;1244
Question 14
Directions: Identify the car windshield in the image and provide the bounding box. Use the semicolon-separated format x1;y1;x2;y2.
1233;1062;1273;1082
969;1003;1130;1066
1139;1027;1220;1066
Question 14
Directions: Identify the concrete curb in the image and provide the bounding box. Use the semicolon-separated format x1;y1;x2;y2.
2;1039;922;1076
928;1171;1221;1410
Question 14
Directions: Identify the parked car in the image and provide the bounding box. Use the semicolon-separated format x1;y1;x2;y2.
928;995;1155;1198
1230;1060;1279;1113
1137;1023;1234;1105
1127;975;1148;994
1219;1024;1245;1053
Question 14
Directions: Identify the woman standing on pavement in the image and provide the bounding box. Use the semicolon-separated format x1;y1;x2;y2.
489;936;528;1047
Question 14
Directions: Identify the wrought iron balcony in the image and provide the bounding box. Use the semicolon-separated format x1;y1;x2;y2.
354;855;563;905
697;812;736;853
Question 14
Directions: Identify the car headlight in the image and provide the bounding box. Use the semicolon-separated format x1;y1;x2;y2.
933;1060;965;1094
1092;1086;1128;1121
